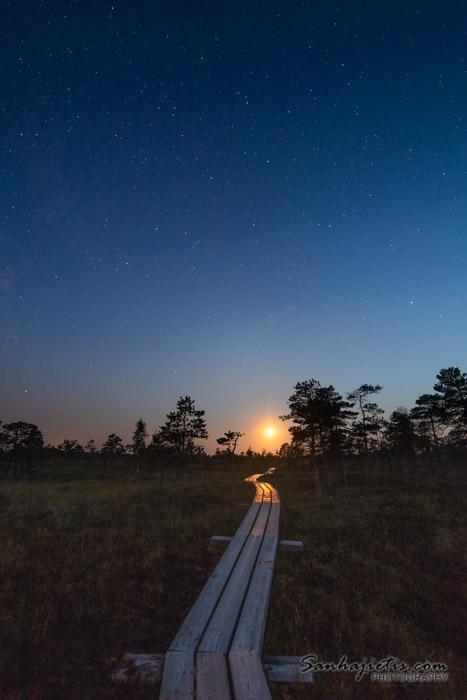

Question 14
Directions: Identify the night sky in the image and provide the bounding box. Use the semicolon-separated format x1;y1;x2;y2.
2;1;466;453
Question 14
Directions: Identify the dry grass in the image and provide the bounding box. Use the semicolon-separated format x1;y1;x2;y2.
0;460;465;698
0;462;252;699
266;467;466;699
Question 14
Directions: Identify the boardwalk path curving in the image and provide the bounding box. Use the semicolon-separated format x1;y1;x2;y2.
160;469;280;699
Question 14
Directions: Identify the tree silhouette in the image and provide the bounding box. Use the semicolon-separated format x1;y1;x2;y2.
156;396;208;454
217;431;244;503
132;418;148;472
384;408;417;470
433;367;467;435
280;380;354;498
411;393;445;471
84;439;97;453
276;442;303;460
102;434;125;454
1;422;44;478
347;384;383;453
58;439;84;452
216;431;244;453
281;380;354;456
280;380;322;458
315;385;356;454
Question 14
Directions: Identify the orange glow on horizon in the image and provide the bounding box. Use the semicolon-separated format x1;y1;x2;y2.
244;420;287;454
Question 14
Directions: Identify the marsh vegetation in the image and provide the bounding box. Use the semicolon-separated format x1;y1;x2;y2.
0;456;464;699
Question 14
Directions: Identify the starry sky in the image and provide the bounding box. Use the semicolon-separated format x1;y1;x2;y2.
2;0;466;453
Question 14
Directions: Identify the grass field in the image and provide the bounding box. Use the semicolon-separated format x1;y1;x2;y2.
0;460;465;699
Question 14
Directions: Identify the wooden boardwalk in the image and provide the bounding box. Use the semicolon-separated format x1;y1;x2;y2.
160;470;280;699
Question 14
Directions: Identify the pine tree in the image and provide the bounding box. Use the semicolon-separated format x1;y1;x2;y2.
347;384;384;453
156;396;208;454
433;367;467;435
280;380;355;498
217;431;244;503
102;434;125;454
384;408;417;470
132;418;148;472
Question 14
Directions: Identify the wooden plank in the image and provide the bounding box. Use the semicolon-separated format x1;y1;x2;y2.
265;501;281;537
270;486;280;504
161;475;269;697
211;536;303;549
254;483;270;502
253;482;265;501
161;498;264;696
230;536;278;654
160;469;281;698
279;539;304;549
229;651;272;700
250;499;272;537
196;652;231;699
196;535;265;651
112;654;314;687
231;503;280;654
112;653;165;685
198;500;271;653
169;499;262;653
262;656;314;683
159;650;194;699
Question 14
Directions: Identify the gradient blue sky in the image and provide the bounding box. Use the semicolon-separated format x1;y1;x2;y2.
2;0;466;453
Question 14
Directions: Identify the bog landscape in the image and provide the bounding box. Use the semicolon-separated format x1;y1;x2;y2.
1;368;466;699
3;1;466;697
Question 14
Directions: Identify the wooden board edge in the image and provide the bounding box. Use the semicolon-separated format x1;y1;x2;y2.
112;653;313;686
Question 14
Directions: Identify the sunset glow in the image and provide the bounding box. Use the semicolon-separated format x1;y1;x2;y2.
2;2;464;457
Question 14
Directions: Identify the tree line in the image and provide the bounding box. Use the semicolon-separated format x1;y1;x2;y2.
281;366;466;461
1;367;465;478
279;367;466;498
0;396;210;478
